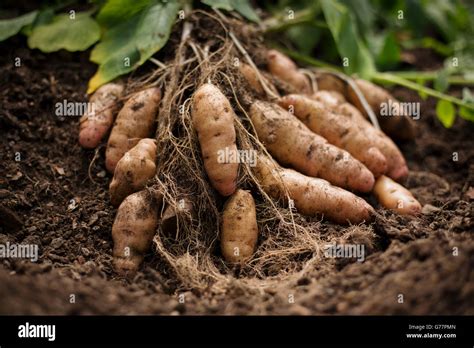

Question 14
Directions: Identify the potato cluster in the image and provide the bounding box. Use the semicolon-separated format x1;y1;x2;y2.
79;49;421;276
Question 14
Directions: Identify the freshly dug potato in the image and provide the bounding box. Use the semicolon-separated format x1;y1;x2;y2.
221;189;258;264
239;63;278;96
79;83;123;149
192;83;239;196
112;189;162;276
109;138;157;207
249;101;374;192
312;90;347;106
279;94;409;180
346;79;416;141
105;87;161;173
316;73;347;95
373;175;421;215
267;49;311;94
254;155;374;224
316;74;416;141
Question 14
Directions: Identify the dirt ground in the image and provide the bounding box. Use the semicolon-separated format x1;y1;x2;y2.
0;37;473;315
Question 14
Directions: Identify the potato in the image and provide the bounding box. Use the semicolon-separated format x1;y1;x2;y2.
109;138;157;207
312;90;347;106
311;91;409;180
373;175;421;215
279;94;410;179
192;83;239;196
316;73;347;95
249;101;375;192
79;83;123;149
112;189;162;276
221;189;258;264
105;87;161;173
267;49;311;94
254;155;374;224
239;63;278;96
346;79;416;141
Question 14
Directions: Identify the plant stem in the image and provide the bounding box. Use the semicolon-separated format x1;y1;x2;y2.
373;73;474;111
262;7;325;33
386;71;474;85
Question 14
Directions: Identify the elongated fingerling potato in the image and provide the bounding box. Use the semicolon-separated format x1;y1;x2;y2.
221;189;258;264
373;175;421;215
192;83;239;196
267;49;311;94
112;189;163;276
109;138;157;207
250;101;374;192
280;94;409;180
346;79;417;141
254;155;374;224
106;87;161;173
79;83;123;149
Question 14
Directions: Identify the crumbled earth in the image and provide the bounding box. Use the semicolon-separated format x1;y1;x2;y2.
0;38;472;315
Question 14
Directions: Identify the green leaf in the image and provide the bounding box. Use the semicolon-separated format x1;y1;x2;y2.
0;10;38;41
28;12;100;52
320;0;376;79
436;99;456;128
201;0;259;22
96;0;153;28
339;0;374;36
88;1;180;93
459;106;474;122
377;32;400;70
434;69;449;93
286;24;321;55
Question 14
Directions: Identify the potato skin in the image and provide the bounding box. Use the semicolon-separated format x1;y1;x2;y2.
239;63;278;96
249;101;374;193
105;87;161;173
254;155;374;224
373;175;421;215
267;49;311;94
279;94;393;178
308;92;409;181
221;189;258;264
112;189;162;276
109;138;157;207
192;83;239;196
79;83;123;149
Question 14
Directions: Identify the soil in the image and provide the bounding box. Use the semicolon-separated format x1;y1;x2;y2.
0;37;473;315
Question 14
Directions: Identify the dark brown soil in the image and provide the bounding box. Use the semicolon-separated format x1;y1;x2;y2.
0;37;473;315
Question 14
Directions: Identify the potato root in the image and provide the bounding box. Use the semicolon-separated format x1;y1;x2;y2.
254;155;374;224
279;94;409;180
112;189;162;275
373;175;421;215
192;83;239;196
221;189;258;264
160;198;194;236
249;101;374;192
105;87;161;173
267;49;311;94
109;138;157;207
79;83;123;149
